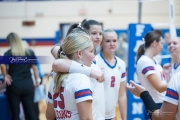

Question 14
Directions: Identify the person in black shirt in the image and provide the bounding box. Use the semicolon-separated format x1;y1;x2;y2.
0;33;39;120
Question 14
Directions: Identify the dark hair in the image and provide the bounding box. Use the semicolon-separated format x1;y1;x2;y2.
81;18;102;30
154;30;162;36
136;31;161;63
66;23;89;36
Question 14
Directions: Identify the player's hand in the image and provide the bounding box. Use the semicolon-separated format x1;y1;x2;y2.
35;78;41;88
35;82;40;88
126;80;146;97
163;63;171;74
5;74;13;86
90;69;104;83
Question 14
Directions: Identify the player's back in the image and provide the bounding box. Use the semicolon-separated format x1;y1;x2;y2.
52;73;93;120
136;55;166;103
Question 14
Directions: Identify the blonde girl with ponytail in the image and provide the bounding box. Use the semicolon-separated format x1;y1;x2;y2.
46;28;95;120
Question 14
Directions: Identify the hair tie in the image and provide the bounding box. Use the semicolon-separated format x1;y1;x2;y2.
77;24;89;35
86;19;89;21
78;23;81;27
77;23;84;30
60;51;66;56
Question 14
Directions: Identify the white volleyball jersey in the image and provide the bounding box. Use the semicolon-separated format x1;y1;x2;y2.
171;63;180;77
136;55;166;103
90;62;105;120
164;72;180;120
47;73;93;120
95;53;126;119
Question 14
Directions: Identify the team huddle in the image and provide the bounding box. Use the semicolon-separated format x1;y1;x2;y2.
46;19;180;120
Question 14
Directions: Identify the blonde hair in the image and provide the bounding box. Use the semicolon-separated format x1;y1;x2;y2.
22;40;31;55
54;29;92;93
6;33;29;56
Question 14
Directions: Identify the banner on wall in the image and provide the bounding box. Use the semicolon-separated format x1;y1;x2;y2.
127;23;153;120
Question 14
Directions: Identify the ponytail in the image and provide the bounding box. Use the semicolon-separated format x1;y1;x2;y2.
136;44;145;63
54;44;69;93
66;23;89;37
54;26;92;93
66;24;78;36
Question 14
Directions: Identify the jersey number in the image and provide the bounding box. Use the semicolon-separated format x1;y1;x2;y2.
111;76;115;87
53;87;65;109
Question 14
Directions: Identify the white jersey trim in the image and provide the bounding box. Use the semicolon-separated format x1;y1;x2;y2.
100;53;117;69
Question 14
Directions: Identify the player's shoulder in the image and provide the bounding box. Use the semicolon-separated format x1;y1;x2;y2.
137;55;152;65
171;72;180;83
69;73;90;81
4;49;11;56
167;72;180;92
95;53;101;60
116;56;125;64
91;62;101;71
67;73;91;88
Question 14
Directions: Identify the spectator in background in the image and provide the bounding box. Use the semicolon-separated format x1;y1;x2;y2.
115;33;128;65
22;40;43;84
161;32;171;66
0;33;39;120
22;40;43;120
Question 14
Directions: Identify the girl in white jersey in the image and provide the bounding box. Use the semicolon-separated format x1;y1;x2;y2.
46;28;95;120
136;31;168;120
95;29;127;120
163;37;180;78
127;72;180;120
50;20;105;120
53;19;104;82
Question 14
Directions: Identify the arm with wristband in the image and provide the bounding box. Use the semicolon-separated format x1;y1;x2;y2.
52;59;104;82
127;80;178;120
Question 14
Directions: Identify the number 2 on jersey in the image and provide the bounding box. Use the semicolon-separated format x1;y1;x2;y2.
53;87;65;109
111;76;115;87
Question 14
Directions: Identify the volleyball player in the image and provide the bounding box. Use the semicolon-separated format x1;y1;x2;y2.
46;28;94;120
95;29;127;120
52;19;105;120
136;31;168;120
